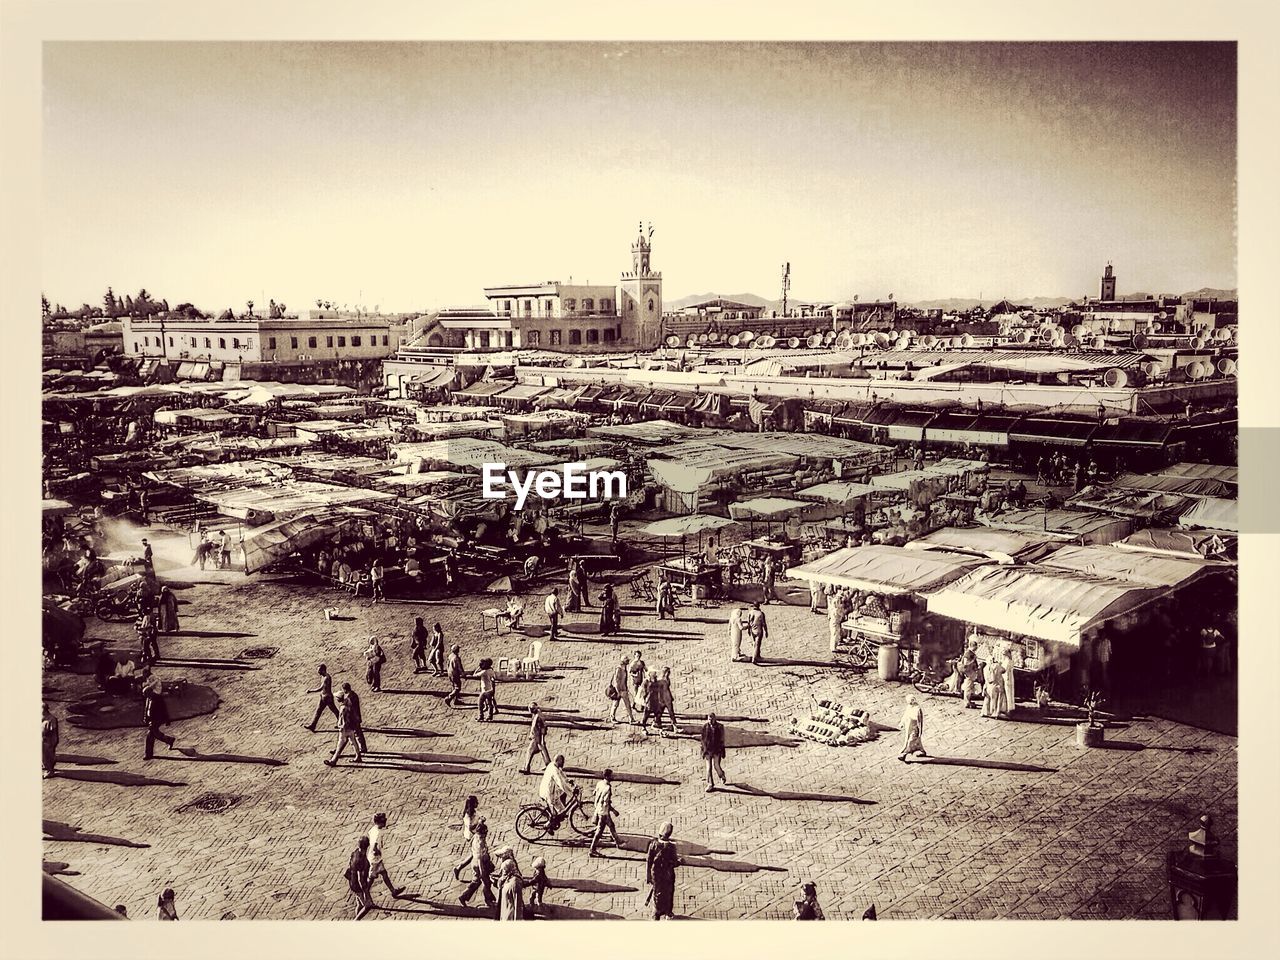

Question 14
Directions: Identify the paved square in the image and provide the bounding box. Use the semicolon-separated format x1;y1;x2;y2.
42;526;1237;921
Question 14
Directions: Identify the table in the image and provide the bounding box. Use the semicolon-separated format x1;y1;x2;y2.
741;537;802;562
657;560;723;597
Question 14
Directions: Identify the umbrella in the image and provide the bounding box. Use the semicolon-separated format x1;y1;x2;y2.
485;576;514;594
641;514;738;566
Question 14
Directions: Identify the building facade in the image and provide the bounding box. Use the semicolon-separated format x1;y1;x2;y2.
121;315;408;364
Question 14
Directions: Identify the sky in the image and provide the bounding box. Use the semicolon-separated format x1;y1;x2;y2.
42;41;1236;312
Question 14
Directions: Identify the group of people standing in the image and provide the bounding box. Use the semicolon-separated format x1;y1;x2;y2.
727;602;770;664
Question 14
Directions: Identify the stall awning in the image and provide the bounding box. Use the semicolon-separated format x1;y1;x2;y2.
614;388;652;410
1091;420;1175;449
1110;472;1234;499
795;481;877;504
786;544;985;595
1008;418;1099;447
1177;496;1238;533
406;366;456;389
804;400;846;420
641;514;738;538
728;496;811;520
175;362;197;379
862;407;937;441
241;508;372;573
924;412;1019;447
925;565;1161;647
1158;462;1238;486
453;380;514;399
977;507;1135;545
905;526;1060;563
1037;543;1219;590
1114;528;1236;562
494;383;551;403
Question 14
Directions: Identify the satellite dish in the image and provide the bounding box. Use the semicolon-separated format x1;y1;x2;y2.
922;334;938;349
708;331;722;343
566;356;585;368
786;337;801;349
1017;330;1033;344
1186;361;1208;381
728;333;741;347
696;332;709;344
1216;357;1237;376
806;334;823;349
1040;328;1057;344
1063;334;1078;349
687;337;698;349
756;334;777;349
665;336;681;348
947;336;962;348
824;330;838;345
1214;327;1231;342
1141;360;1165;378
1102;368;1128;388
1190;336;1206;350
1132;334;1148;351
1071;324;1087;339
886;330;899;341
895;337;910;350
960;333;975;348
741;330;756;343
835;331;853;349
873;332;891;348
1092;336;1107;350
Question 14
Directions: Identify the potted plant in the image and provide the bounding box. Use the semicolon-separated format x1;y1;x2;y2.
1076;691;1105;747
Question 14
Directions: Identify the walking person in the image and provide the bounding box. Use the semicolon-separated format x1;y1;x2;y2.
157;888;178;921
369;558;385;602
761;556;778;603
136;607;160;666
645;822;679;921
628;649;647;703
428;623;446;675
364;636;386;692
700;712;727;792
218;529;232;570
566;559;584;613
346;835;375;919
410;617;428;673
544;588;564;641
656;578;676;620
640;670;665;736
959;647;982;710
588;769;621;857
156;585;180;633
746;602;769;665
452;796;481;880
1000;642;1017;714
521;702;551;774
475;658;497;722
305;663;339;731
528;857;548;911
794;881;825;920
827;588;846;653
573;558;591;609
341;682;368;754
325;692;364;766
656;666;679;733
445;644;465;707
366;812;406;899
729;605;746;662
141;671;176;760
809;577;825;614
141;537;153;570
898;693;928;761
458;820;496;908
610;653;635;724
609;501;621;542
42;703;59;779
495;859;525;921
599;583;622;636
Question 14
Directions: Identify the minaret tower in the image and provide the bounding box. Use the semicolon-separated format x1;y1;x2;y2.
620;221;663;348
1101;262;1117;301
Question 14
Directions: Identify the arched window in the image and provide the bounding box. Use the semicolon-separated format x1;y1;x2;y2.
648;299;655;311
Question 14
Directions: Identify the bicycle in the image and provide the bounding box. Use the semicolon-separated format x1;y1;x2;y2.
514;786;594;843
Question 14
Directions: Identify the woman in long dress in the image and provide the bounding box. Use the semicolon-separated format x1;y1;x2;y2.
898;694;927;761
157;586;180;633
1000;643;1016;717
645;822;679;920
982;657;1007;718
495;858;525;920
599;584;621;636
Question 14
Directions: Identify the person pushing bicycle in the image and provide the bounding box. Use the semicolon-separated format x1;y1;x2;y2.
538;754;576;832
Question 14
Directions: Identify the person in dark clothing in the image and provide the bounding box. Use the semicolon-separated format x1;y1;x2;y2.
599;583;622;636
341;682;368;754
794;881;825;920
609;502;621;542
141;672;176;759
42;703;59;779
305;664;339;731
445;644;464;706
347;836;374;919
410;617;428;673
136;609;160;665
645;821;679;920
700;712;727;792
429;623;446;676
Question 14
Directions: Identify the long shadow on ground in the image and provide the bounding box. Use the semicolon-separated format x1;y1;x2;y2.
667;726;801;749
167;630;258;639
361;750;487;766
905;755;1057;773
43;819;150;848
1097;740;1215;754
718;781;876;804
55;753;118;766
52;768;188;787
157;747;286;767
360;726;452;739
549;877;640;894
562;766;680;785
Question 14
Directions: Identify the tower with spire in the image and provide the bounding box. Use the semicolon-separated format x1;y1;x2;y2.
1100;262;1117;301
619;221;663;348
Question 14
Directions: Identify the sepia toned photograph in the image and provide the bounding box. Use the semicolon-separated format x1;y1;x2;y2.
36;37;1245;927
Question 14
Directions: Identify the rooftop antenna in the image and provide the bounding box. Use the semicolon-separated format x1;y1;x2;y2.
781;262;791;318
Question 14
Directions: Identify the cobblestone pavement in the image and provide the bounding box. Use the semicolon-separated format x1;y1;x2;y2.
42;526;1237;921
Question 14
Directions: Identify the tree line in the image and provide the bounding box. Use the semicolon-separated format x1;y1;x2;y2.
41;288;290;323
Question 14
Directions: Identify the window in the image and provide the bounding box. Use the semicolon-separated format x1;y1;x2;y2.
586;329;600;344
205;337;211;349
337;336;346;347
564;298;576;312
308;336;317;348
569;330;582;345
603;328;616;343
191;337;198;348
219;338;226;349
326;336;334;347
602;298;612;312
583;298;594;312
522;300;532;316
268;337;277;350
648;299;655;311
291;337;299;349
133;341;139;352
526;330;541;347
352;336;362;347
382;335;388;346
232;337;241;349
168;337;174;347
549;329;562;346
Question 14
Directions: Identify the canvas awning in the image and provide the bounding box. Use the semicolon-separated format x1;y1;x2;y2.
1091;420;1175;449
795;481;877;504
240;508;373;573
1158;462;1238;486
925;565;1161;647
641;514;738;538
905;526;1060;563
862;407;936;442
1037;543;1218;590
1008;418;1099;447
453;380;514;399
728;496;811;520
1114;528;1235;562
1177;496;1238;533
787;545;985;595
494;383;551;403
979;508;1136;545
1110;472;1234;499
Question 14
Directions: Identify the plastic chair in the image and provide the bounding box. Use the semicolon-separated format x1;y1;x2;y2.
520;639;543;676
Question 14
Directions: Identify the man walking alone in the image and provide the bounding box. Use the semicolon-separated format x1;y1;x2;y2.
304;664;338;731
521;703;551;775
366;812;405;900
588;769;620;857
700;712;727;792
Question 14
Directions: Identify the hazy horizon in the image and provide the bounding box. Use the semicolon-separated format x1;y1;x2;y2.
42;41;1236;313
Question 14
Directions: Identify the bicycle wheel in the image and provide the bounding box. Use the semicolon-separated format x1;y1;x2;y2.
852;641;875;669
568;801;594;837
514;806;551;843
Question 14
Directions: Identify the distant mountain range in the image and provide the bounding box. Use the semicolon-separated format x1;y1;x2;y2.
668;289;1236;313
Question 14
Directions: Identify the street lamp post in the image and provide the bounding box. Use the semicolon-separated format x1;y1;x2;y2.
1167;814;1236;920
